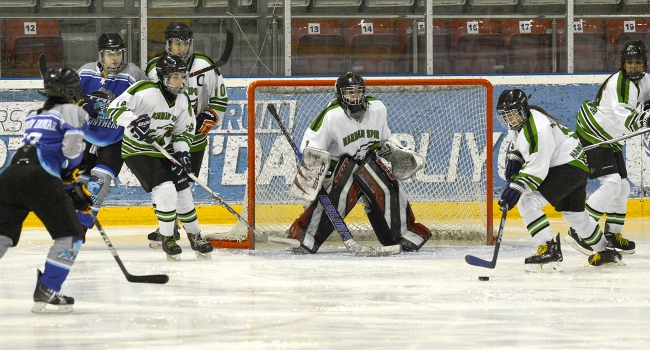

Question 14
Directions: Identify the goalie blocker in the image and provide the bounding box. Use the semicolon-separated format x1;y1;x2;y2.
289;152;432;253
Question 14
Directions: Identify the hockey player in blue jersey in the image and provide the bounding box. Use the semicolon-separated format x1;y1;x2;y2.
75;33;148;238
0;67;92;313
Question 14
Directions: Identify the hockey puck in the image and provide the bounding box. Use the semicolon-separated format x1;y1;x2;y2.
478;276;490;281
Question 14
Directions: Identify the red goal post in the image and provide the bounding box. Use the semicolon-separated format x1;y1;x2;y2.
207;78;494;250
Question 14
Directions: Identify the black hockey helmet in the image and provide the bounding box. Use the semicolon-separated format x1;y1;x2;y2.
620;40;647;81
164;22;193;61
335;72;368;122
97;33;126;74
156;55;189;95
43;67;82;102
496;89;530;131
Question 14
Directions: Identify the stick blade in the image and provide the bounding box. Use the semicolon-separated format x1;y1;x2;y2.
344;239;402;257
126;274;169;284
215;30;234;67
465;254;495;269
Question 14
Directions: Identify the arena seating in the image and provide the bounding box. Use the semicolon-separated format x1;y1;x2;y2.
396;19;452;74
291;19;345;76
312;0;362;6
0;0;36;6
557;19;608;73
449;19;505;74
342;19;399;75
606;19;650;72
4;20;65;78
501;19;555;74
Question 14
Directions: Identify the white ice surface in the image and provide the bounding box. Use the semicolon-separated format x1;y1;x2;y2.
2;222;650;350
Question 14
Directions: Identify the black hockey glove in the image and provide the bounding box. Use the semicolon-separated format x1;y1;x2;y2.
61;164;87;185
196;111;218;135
505;150;524;181
498;181;525;211
129;114;151;141
78;99;97;118
171;151;192;176
65;182;93;214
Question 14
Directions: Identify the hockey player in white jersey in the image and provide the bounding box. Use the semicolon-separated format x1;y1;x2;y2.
497;89;623;270
75;33;149;240
289;72;432;253
108;55;213;261
567;40;650;256
144;22;229;246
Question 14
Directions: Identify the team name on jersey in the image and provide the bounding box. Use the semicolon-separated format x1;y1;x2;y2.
342;129;380;146
152;111;177;121
25;118;57;131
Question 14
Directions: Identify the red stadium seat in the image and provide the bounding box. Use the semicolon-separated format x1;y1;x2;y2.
4;20;65;78
449;19;505;74
342;19;399;75
501;19;554;74
557;19;608;73
606;19;650;72
396;19;451;74
291;19;345;76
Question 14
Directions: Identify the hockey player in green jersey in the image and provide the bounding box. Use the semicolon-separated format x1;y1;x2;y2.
566;40;650;257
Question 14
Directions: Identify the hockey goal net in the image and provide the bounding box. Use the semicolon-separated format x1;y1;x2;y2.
206;78;494;249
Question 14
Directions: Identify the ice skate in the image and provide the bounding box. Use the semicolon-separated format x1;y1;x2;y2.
32;270;74;314
563;227;593;256
148;223;181;249
162;235;182;261
187;232;213;259
286;245;312;255
525;234;563;273
587;248;625;266
605;231;635;255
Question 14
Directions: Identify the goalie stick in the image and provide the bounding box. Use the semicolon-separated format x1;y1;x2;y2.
144;137;296;246
93;216;169;284
465;205;508;269
266;104;401;257
583;127;650;151
189;30;234;78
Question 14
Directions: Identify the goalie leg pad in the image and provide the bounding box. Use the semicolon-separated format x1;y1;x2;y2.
354;156;431;249
289;155;361;253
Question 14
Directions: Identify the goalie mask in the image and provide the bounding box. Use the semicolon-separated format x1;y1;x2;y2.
621;40;647;81
496;89;530;131
97;33;126;74
335;72;368;122
164;22;193;62
156;55;189;95
43;67;82;102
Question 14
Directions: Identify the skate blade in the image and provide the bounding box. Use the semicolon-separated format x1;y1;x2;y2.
563;235;593;256
525;261;563;273
165;253;181;261
194;251;212;260
32;302;73;314
149;240;162;249
616;249;635;255
286;246;310;254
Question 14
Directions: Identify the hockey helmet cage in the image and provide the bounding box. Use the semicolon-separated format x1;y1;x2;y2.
156;55;189;95
335;72;368;122
43;67;82;102
97;33;126;74
496;89;530;131
164;22;193;61
620;40;647;81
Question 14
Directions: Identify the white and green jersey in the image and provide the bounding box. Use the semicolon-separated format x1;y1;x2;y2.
108;80;194;158
146;54;229;152
301;96;391;164
510;109;589;192
576;71;650;151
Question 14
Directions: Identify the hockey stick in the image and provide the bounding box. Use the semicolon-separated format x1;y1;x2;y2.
93;216;169;284
38;53;47;78
464;205;508;269
583;127;650;151
267;104;401;257
189;30;234;78
144;137;296;246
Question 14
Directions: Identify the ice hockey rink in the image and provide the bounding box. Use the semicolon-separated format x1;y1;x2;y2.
2;219;650;350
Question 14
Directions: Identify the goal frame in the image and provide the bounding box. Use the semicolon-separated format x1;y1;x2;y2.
233;77;494;250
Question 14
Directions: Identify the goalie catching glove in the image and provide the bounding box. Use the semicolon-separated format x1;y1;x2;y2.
289;147;331;201
377;135;424;180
